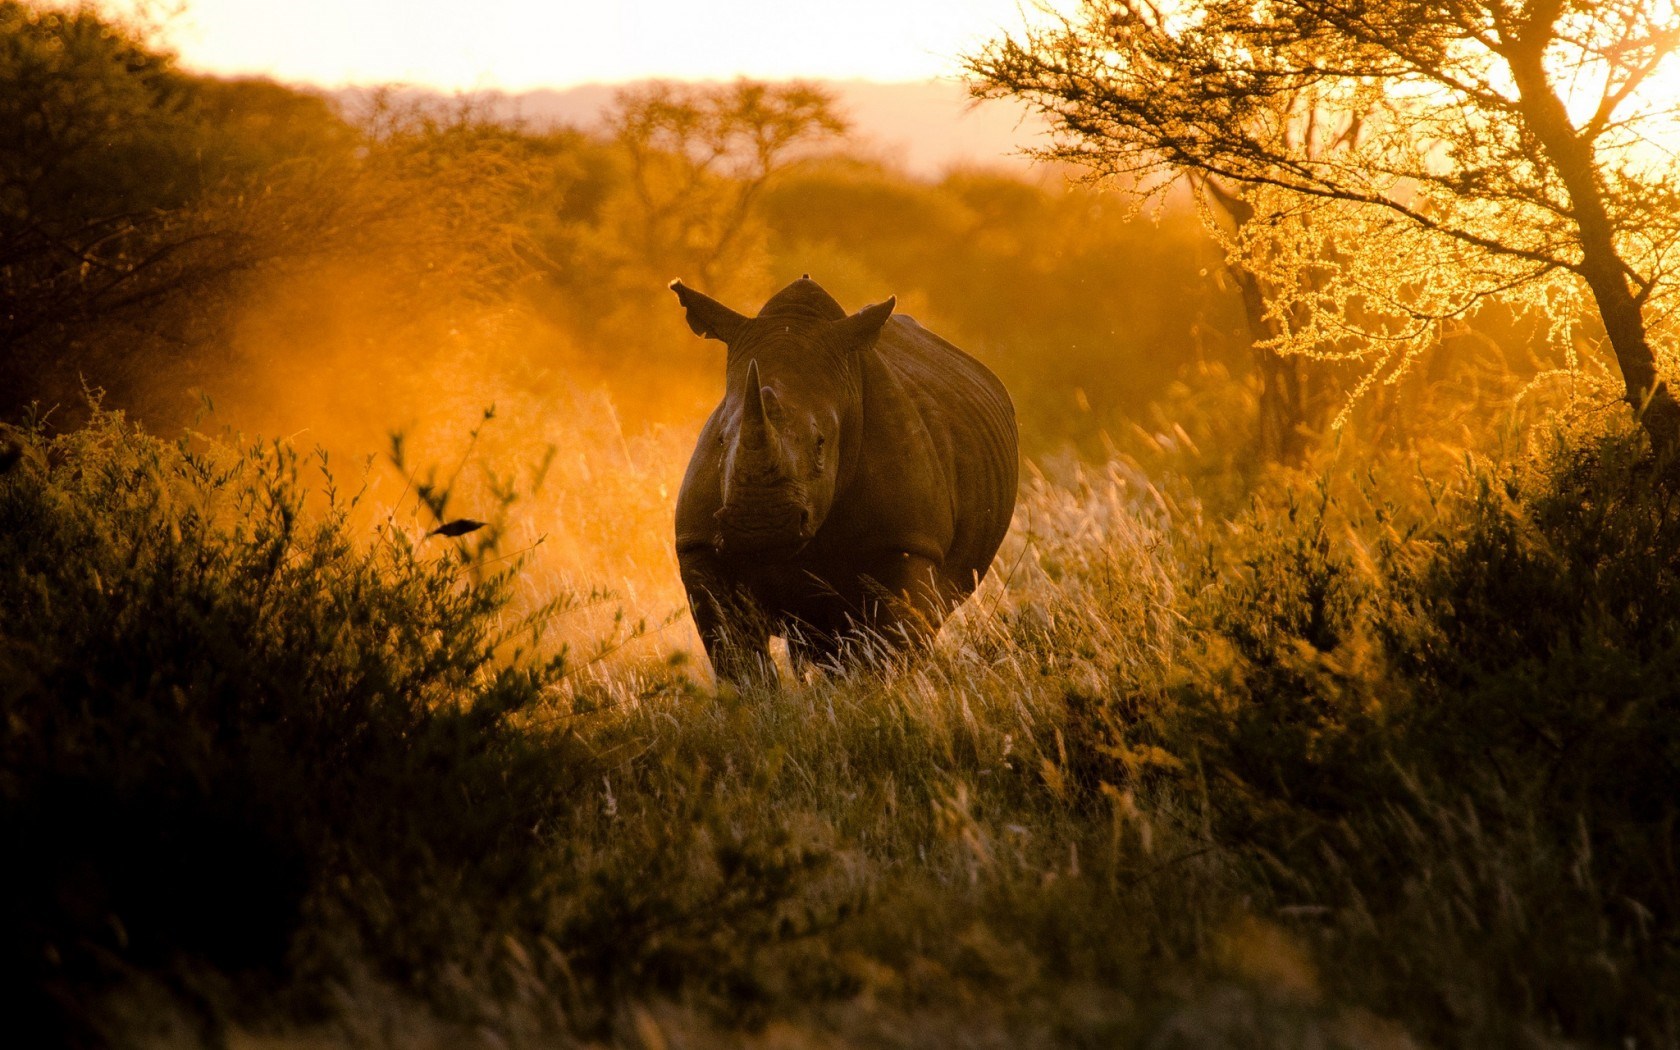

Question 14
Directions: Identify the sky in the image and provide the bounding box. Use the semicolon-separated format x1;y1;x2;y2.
114;0;1042;90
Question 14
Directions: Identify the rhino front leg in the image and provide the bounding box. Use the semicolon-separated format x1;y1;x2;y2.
859;551;955;655
679;551;775;687
785;619;845;677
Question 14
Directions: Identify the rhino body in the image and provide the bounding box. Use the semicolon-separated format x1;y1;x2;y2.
671;277;1018;684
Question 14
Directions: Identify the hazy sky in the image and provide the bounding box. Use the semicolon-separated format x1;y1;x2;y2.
115;0;1042;89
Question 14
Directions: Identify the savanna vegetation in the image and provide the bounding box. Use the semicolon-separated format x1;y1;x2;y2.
3;2;1678;1047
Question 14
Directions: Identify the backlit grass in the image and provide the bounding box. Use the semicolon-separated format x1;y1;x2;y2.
2;406;1676;1048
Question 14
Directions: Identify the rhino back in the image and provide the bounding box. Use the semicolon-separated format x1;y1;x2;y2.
865;315;1018;584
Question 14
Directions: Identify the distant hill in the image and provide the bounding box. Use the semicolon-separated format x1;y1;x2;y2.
334;79;1051;178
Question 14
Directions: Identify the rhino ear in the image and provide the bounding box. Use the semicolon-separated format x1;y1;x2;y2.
670;280;748;343
833;296;895;353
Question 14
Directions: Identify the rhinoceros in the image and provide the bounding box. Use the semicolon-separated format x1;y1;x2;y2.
670;276;1018;684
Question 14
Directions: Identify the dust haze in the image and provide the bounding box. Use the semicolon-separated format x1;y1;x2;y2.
12;4;1674;1043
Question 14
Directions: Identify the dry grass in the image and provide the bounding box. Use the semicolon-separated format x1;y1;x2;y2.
11;369;1678;1050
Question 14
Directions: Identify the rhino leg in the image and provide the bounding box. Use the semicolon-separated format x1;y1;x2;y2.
857;552;954;654
680;553;775;687
786;620;845;676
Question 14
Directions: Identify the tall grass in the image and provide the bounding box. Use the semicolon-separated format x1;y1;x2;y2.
4;404;1676;1047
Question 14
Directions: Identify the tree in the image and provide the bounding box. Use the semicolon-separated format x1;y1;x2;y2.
605;79;848;289
1192;161;1352;465
0;2;357;414
1;1;211;360
523;79;848;352
0;1;537;421
967;0;1680;470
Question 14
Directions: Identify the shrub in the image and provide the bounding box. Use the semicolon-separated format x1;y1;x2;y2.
1058;476;1395;830
1053;428;1680;1044
1361;433;1680;1041
1382;434;1680;834
0;407;579;1042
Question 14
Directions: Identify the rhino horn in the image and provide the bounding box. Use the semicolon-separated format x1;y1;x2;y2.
737;360;780;455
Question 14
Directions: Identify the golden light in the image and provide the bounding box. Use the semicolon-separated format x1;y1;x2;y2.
100;0;1036;88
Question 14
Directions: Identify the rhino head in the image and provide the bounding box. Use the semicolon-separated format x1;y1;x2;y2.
672;277;895;557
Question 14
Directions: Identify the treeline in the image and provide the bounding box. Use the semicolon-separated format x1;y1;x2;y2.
3;2;542;426
3;1;1564;473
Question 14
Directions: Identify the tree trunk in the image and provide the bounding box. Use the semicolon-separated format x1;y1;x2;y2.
1233;265;1312;466
1199;177;1314;466
1578;256;1680;462
1506;37;1680;470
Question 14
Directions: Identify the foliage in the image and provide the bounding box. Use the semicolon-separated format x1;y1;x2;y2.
0;4;543;425
1052;425;1680;1045
0;406;894;1046
0;2;202;220
1;0;234;385
967;0;1680;462
757;159;1250;454
7;402;1680;1048
0;408;581;1042
1381;432;1680;923
526;79;847;341
609;79;847;289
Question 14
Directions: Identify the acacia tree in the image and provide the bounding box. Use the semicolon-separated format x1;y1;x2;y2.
609;80;848;289
967;0;1680;468
0;2;212;359
1193;155;1358;464
529;80;848;337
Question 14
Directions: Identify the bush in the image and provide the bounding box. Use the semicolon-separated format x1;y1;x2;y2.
1362;433;1680;1041
0;408;579;1042
1056;429;1680;1045
1383;434;1680;831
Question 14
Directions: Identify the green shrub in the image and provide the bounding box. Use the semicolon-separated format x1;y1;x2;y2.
1359;434;1680;1041
1054;430;1680;1044
0;408;579;1040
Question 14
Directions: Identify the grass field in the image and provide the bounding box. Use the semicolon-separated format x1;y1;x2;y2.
4;401;1676;1050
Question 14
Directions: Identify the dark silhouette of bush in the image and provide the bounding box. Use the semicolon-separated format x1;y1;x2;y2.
1380;434;1680;954
0;4;540;430
0;408;579;1043
1058;427;1680;1044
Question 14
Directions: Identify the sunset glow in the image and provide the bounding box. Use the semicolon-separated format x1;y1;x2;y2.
104;0;1035;88
14;0;1680;1042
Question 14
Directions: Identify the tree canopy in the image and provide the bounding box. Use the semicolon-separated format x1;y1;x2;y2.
608;80;848;290
968;0;1680;467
